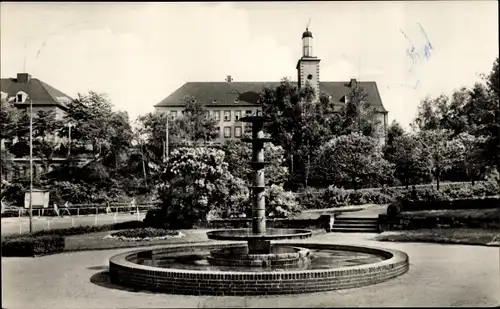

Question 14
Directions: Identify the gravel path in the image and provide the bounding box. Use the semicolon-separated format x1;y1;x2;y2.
2;233;499;308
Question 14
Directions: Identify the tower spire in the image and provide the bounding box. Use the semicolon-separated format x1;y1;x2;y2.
23;42;27;73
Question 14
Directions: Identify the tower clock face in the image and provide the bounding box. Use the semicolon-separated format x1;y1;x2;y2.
307;74;313;80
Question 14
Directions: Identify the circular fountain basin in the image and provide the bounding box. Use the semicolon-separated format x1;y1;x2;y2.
206;228;313;241
109;242;409;296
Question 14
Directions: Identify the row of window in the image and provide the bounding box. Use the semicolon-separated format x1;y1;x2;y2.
221;126;243;138
168;109;255;122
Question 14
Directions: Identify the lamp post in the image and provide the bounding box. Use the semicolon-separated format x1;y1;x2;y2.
67;123;74;156
28;96;33;233
164;115;169;162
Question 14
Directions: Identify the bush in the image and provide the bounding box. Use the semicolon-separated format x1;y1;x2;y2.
296;188;328;210
266;184;301;218
296;186;394;209
398;181;500;203
154;147;249;229
2;235;65;257
110;228;180;239
387;202;402;217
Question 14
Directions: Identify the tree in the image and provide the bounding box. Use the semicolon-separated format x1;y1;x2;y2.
222;140;289;186
418;129;465;190
32;110;64;174
456;132;486;185
260;78;336;188
385;133;431;187
313;133;394;189
176;96;220;145
340;86;381;138
0;97;21;141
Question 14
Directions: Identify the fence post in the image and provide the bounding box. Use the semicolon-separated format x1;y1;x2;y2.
19;222;22;234
47;219;50;230
77;208;79;216
18;209;21;218
95;207;98;226
137;206;140;221
114;212;117;224
71;217;74;227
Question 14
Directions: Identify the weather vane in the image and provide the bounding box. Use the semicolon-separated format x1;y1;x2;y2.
306;18;311;30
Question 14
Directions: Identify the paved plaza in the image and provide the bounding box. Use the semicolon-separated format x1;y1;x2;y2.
2;232;499;308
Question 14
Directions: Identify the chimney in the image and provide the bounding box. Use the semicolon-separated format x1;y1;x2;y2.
350;78;357;88
226;75;233;83
17;73;31;84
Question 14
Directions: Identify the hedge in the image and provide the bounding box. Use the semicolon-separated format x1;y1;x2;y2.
111;228;180;239
2;235;65;257
296;186;394;209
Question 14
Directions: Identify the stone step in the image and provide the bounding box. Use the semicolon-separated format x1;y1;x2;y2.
332;223;378;229
335;218;379;223
335;217;379;222
330;226;379;233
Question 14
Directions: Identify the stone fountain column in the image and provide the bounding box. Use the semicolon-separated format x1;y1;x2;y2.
241;112;273;254
251;120;266;235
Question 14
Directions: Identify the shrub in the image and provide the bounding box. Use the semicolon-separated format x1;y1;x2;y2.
2;235;65;257
154;147;250;229
266;184;301;218
296;187;328;210
110;228;181;239
387;202;402;217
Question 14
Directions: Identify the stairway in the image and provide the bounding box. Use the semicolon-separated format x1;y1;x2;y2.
331;217;379;233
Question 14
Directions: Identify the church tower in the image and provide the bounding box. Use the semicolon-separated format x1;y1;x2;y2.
296;27;321;101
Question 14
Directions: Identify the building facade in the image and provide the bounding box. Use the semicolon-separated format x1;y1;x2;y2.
1;73;74;181
155;28;388;145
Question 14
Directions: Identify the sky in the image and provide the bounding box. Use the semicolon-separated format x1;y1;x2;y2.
1;1;498;128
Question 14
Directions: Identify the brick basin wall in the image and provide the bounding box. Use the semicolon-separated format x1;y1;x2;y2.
109;242;409;296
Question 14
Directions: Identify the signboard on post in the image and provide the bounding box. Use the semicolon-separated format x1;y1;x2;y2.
24;189;50;209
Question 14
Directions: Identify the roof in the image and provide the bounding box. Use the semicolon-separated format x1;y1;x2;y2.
155;81;387;113
0;75;73;109
302;29;313;39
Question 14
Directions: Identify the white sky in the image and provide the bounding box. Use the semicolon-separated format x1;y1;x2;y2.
1;1;498;128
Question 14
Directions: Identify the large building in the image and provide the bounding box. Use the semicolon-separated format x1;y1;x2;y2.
1;73;74;180
155;28;389;145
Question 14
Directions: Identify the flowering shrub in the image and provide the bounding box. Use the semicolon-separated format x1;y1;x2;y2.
266;184;301;218
152;147;249;228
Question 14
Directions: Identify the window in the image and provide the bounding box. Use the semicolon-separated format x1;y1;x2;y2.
170;111;177;118
224;126;231;138
234;126;242;138
245;110;252;116
307;74;313;80
224;110;231;121
16;94;23;102
244;124;252;133
234;110;241;121
213;110;220;121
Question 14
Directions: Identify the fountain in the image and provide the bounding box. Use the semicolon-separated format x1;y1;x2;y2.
108;112;410;296
205;111;313;267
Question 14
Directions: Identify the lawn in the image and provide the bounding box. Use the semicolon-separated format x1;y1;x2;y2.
64;228;212;252
376;228;499;246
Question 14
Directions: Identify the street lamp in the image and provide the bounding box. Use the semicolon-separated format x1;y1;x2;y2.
66;122;75;156
27;95;34;233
